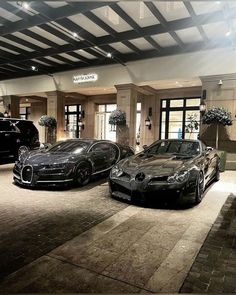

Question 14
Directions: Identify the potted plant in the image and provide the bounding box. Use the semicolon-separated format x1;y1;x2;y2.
39;115;57;144
185;113;199;139
0;112;4;118
109;109;126;130
202;107;233;149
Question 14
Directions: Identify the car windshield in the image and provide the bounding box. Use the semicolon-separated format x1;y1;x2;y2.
48;141;90;154
146;140;200;157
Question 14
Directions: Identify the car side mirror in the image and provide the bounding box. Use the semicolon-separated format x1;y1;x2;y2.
143;145;148;150
40;143;52;150
205;146;213;155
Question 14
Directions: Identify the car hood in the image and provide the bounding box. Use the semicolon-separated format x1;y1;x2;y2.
21;151;78;166
120;153;193;176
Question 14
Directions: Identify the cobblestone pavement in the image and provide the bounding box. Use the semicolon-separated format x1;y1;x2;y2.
0;164;128;280
181;193;236;293
0;164;236;293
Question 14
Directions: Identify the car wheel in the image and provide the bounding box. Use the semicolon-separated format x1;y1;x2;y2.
75;162;91;186
214;162;220;182
195;172;205;204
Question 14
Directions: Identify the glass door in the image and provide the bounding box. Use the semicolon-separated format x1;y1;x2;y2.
65;105;82;138
95;104;116;141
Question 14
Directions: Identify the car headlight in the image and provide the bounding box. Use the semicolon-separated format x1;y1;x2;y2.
110;165;123;177
167;170;189;183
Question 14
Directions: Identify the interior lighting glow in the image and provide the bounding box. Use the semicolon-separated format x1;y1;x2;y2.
226;31;231;37
73;32;78;38
22;2;29;9
31;65;37;71
107;52;112;58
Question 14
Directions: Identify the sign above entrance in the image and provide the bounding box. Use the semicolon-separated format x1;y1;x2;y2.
73;73;98;84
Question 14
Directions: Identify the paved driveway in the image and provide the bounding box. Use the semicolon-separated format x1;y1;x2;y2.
0;164;235;293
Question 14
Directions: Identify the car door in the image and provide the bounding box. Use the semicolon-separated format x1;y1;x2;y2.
0;121;19;157
88;142;111;172
202;144;216;180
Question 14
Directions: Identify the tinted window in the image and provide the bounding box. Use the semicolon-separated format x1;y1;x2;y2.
49;141;89;154
0;121;15;132
147;140;200;156
15;121;38;135
90;143;119;163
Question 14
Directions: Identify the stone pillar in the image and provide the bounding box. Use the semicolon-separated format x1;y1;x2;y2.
29;100;47;143
200;74;236;151
115;84;138;148
46;91;65;141
140;94;160;147
2;95;20;118
82;98;95;138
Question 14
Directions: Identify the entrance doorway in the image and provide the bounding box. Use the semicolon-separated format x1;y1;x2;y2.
65;104;82;138
95;104;116;141
160;97;200;140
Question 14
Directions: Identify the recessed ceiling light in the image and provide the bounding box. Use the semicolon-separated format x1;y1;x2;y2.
31;65;37;71
226;31;231;37
72;32;78;38
107;52;112;58
22;2;29;9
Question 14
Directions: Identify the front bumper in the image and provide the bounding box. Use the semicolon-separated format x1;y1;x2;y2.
109;175;197;204
13;163;74;187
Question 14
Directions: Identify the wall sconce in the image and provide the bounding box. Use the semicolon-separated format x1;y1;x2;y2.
78;120;84;129
79;110;85;119
145;117;151;130
199;100;206;113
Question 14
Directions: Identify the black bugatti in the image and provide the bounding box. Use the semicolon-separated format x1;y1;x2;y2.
13;139;134;188
109;139;220;205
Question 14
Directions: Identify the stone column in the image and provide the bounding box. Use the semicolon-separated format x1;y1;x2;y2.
82;98;95;138
29;100;47;143
46;91;65;141
115;84;138;148
200;74;236;151
140;94;160;147
2;95;20;118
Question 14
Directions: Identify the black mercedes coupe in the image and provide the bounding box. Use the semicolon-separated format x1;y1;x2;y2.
13;139;134;188
109;139;220;205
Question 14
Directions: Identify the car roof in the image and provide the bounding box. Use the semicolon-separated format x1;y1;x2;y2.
59;139;115;145
0;117;33;123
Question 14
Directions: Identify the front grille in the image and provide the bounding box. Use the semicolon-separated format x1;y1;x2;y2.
22;165;33;183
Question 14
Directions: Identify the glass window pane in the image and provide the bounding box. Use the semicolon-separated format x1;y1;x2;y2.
169;121;183;133
170;99;183;107
185;110;200;122
68;105;77;112
137;102;141;111
161;111;166;122
98;105;105;112
169;111;183;122
162;100;166;108
20;107;26;114
168;133;180;139
106;104;117;112
186;98;200;107
161;133;165;139
161;122;165;134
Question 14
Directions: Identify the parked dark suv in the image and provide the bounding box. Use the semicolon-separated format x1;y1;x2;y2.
0;118;40;162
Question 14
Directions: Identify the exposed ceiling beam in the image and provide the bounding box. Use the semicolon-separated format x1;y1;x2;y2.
0;35;234;81
0;1;113;36
144;2;184;48
109;3;161;51
0;7;230;69
183;2;209;43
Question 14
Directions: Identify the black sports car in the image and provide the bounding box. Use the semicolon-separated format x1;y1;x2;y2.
13;139;134;188
109;139;220;205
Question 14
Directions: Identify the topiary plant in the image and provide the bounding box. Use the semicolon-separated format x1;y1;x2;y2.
38;115;57;144
38;115;57;128
109;110;126;126
0;112;4;118
202;107;233;149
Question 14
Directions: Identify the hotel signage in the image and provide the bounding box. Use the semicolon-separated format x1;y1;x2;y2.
73;73;98;83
